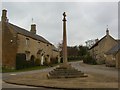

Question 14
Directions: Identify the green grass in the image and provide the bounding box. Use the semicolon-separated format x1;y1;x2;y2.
2;64;59;73
1;60;82;73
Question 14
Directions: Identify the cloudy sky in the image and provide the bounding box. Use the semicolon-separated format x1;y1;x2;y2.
1;2;118;46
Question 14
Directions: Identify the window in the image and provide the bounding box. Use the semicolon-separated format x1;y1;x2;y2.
26;38;29;46
112;55;116;60
38;41;41;49
25;51;30;61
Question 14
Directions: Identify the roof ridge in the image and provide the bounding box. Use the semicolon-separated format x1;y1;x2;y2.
89;34;116;50
8;22;52;45
106;42;120;54
89;35;107;49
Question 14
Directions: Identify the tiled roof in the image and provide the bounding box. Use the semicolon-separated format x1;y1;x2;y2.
116;39;120;43
89;35;106;50
106;42;120;55
89;35;116;50
52;46;59;52
2;21;52;45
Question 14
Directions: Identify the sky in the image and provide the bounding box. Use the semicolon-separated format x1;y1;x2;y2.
1;1;118;46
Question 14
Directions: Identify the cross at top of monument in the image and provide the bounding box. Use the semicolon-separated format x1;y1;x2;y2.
63;12;66;21
63;12;66;17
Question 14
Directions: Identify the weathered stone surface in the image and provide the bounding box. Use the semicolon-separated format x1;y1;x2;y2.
47;12;87;79
1;9;60;69
4;72;118;89
47;64;87;79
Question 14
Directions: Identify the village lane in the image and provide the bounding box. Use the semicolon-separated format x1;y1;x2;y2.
71;61;118;78
2;61;119;89
2;66;59;89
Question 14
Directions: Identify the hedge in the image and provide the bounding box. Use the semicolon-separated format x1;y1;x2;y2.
83;54;97;65
16;53;35;70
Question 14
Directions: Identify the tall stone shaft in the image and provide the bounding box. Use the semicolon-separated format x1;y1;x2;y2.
47;12;87;79
62;12;67;64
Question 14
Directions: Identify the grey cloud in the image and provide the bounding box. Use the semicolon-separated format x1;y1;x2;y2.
1;2;118;46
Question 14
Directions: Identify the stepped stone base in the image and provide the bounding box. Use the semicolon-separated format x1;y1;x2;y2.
47;64;88;79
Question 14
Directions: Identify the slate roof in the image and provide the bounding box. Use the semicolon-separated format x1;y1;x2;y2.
106;42;120;55
116;39;120;43
1;21;52;45
89;35;116;50
52;46;59;52
89;35;106;50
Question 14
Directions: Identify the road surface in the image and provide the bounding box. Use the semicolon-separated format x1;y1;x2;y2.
2;61;118;89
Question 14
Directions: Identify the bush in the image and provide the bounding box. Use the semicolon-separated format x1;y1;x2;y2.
30;55;35;66
68;56;83;62
16;53;36;70
50;57;58;64
35;58;40;66
83;54;97;65
16;53;26;69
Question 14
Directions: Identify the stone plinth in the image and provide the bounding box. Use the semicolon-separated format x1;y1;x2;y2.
47;64;87;79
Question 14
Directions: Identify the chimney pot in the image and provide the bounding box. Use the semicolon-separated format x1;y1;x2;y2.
95;38;99;43
1;9;7;22
106;28;109;35
30;24;36;34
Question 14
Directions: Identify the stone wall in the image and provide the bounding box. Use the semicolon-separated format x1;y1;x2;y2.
97;35;117;64
17;33;55;63
90;35;117;64
1;9;59;69
105;54;116;67
106;50;120;68
2;22;17;69
52;50;60;58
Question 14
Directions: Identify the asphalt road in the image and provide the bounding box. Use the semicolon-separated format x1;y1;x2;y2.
1;61;119;89
71;61;118;78
2;66;60;89
2;81;62;90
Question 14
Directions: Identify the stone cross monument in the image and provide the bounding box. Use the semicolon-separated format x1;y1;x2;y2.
47;12;87;79
62;12;68;65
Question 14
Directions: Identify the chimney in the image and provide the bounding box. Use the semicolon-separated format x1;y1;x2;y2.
1;9;7;22
30;24;36;34
106;28;109;35
95;38;99;43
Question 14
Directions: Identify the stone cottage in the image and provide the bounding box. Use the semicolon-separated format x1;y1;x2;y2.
89;28;117;64
0;9;60;69
105;41;120;68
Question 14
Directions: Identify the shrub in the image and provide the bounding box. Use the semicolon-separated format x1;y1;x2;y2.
35;58;40;66
68;56;83;61
16;54;37;70
43;56;49;66
30;55;35;66
83;54;97;65
16;53;26;69
60;57;63;63
50;57;58;64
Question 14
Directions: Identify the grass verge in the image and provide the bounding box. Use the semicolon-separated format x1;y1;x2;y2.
2;63;59;73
